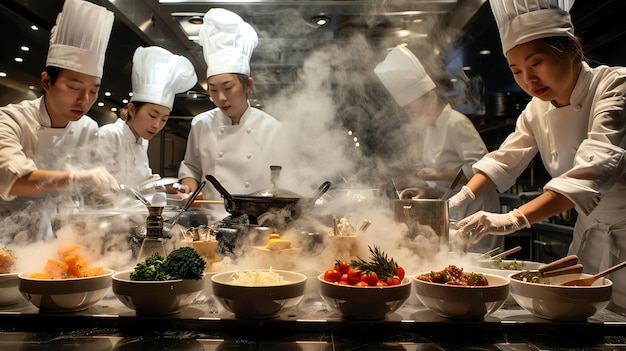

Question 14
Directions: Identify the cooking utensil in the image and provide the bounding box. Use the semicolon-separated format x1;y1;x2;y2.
137;177;180;192
391;199;449;245
390;179;401;199
561;260;626;286
205;174;331;222
488;245;522;260
120;184;150;206
476;247;501;259
441;168;464;200
168;181;206;226
511;255;582;282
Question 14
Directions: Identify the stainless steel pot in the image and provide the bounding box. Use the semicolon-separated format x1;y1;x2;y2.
391;199;449;245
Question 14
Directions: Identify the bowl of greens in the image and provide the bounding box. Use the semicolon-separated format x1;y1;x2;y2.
112;247;206;315
472;258;543;305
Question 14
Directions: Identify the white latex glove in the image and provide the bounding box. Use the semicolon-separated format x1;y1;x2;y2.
448;185;475;209
70;167;120;192
456;209;530;247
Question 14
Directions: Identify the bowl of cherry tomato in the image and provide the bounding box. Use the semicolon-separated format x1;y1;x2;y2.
413;265;510;320
318;246;411;320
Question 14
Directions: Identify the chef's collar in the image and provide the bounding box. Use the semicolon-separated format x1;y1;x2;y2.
218;101;252;126
123;122;146;145
434;104;453;129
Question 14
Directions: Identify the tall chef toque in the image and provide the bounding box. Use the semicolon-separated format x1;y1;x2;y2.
199;8;258;78
46;0;114;78
374;45;435;107
490;0;575;54
130;46;198;110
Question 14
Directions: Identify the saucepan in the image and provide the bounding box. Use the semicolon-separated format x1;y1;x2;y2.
205;175;331;222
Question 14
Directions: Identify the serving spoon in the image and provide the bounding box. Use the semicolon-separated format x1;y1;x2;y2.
561;260;626;286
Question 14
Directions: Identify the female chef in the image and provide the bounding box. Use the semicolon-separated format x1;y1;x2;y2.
0;0;119;242
178;8;282;202
97;46;197;189
451;0;626;311
374;45;502;253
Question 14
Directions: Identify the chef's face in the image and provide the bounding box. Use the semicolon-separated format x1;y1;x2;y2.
403;91;437;127
41;69;100;127
127;102;170;140
207;73;252;121
506;39;578;107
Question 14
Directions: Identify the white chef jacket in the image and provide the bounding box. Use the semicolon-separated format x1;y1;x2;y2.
473;62;626;309
97;119;151;188
422;104;502;252
0;96;98;241
179;103;282;201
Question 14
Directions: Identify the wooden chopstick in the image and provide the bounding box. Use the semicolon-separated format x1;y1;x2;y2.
488;245;522;260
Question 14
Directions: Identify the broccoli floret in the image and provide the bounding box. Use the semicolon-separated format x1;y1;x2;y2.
130;253;166;281
161;247;206;280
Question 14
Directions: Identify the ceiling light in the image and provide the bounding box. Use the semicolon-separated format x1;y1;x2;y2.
463;66;472;71
188;16;203;25
29;85;36;90
313;15;330;26
14;57;23;63
111;107;118;112
128;92;133;97
97;102;105;107
122;99;129;104
479;49;491;55
30;25;38;31
20;46;29;52
105;91;112;97
0;72;6;78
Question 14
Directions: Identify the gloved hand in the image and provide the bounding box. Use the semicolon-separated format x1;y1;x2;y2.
417;168;439;181
69;167;120;192
448;185;475;209
456;209;530;247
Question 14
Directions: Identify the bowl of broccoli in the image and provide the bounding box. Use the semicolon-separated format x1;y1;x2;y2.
112;247;206;315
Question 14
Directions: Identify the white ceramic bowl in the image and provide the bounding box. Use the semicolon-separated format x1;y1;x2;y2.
0;273;24;305
211;269;307;319
508;272;612;321
318;275;412;320
472;259;543;304
112;270;205;316
18;269;113;313
413;272;510;320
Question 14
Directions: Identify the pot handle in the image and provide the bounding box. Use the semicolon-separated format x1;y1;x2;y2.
205;175;234;201
313;181;332;199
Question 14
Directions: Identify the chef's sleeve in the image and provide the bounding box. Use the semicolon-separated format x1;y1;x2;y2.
0;117;37;201
177;117;204;182
472;111;539;192
450;114;489;179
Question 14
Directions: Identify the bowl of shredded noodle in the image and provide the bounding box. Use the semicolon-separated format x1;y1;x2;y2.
211;269;307;319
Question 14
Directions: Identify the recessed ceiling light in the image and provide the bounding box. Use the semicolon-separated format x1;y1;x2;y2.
463;66;472;71
97;102;105;107
122;99;129;104
479;49;491;55
14;57;23;63
0;72;7;78
20;46;30;52
313;15;330;26
111;107;118;112
104;91;112;97
128;92;133;97
30;25;38;31
29;85;36;90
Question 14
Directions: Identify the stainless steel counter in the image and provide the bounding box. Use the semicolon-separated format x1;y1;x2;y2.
1;284;625;350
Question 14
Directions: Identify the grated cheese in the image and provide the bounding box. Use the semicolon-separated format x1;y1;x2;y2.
229;268;291;286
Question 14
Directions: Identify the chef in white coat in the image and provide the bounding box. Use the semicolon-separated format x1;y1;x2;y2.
374;45;502;253
0;0;118;243
178;8;282;203
98;46;197;189
451;0;626;311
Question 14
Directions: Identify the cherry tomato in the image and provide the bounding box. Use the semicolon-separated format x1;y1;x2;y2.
355;281;369;287
335;260;350;274
340;273;348;282
386;276;401;286
360;271;379;286
376;280;389;287
346;268;362;285
324;269;341;283
337;280;349;285
396;266;405;281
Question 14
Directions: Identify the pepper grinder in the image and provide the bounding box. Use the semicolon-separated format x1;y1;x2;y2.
137;205;167;262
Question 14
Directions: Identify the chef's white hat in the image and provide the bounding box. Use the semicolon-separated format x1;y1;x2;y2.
130;46;198;110
374;45;435;107
199;8;258;78
490;0;575;54
46;0;114;78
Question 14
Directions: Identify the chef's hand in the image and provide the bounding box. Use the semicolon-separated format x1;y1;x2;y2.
417;168;440;181
456;209;530;247
69;167;120;192
399;187;439;199
448;185;475;209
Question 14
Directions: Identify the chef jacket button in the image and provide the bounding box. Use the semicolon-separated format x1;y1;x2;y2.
219;128;225;134
574;104;581;111
247;153;252;159
246;128;252;134
244;181;250;188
